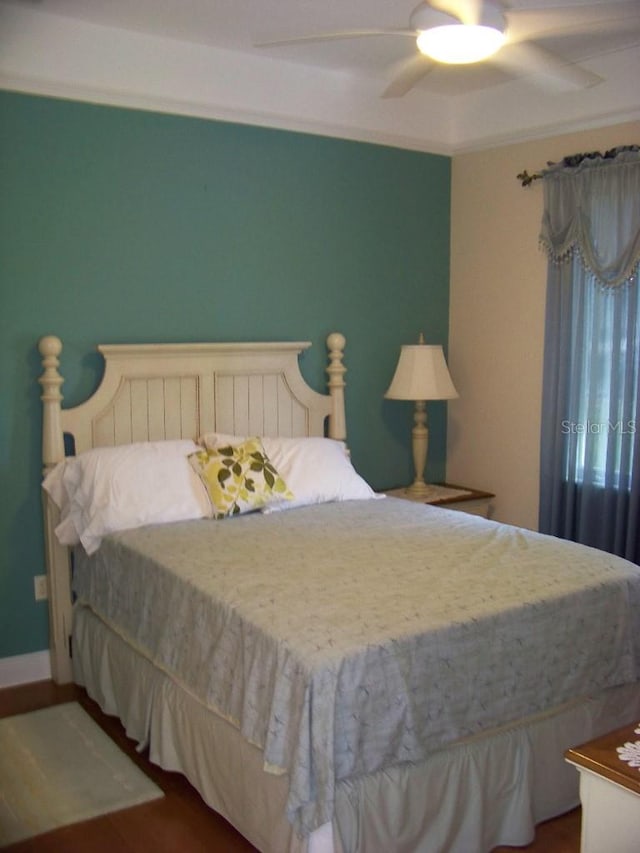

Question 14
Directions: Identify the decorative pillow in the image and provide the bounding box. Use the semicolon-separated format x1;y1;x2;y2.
42;440;211;554
198;433;377;511
188;438;292;519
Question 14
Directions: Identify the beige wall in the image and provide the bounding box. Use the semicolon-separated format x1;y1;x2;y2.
447;121;640;529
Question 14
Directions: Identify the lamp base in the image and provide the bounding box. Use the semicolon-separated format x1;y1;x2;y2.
403;481;442;501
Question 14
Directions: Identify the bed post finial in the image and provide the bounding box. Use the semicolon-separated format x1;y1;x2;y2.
326;332;347;441
38;335;65;477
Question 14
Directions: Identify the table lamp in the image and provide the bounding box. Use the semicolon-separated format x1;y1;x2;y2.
385;333;458;498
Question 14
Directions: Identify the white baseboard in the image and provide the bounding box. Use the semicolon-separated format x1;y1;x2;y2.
0;650;52;688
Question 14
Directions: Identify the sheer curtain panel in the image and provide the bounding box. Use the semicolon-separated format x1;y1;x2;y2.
539;149;640;562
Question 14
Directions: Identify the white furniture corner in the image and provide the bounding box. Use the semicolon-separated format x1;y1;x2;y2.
566;722;640;853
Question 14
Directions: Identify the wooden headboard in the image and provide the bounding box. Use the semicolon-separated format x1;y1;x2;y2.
38;333;347;683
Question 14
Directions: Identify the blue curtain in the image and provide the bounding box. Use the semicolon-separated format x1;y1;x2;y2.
539;150;640;562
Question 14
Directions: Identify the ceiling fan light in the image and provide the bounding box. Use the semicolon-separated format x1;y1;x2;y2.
417;25;505;64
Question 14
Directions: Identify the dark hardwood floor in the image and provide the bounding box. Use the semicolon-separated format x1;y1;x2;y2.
0;680;581;852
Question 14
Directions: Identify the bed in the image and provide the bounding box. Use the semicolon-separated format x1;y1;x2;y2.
38;332;640;853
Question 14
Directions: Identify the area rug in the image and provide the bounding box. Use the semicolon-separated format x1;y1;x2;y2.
0;701;163;845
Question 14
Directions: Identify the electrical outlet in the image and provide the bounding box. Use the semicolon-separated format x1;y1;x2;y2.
34;574;48;601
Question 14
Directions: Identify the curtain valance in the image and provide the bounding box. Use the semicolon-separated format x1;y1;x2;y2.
539;149;640;288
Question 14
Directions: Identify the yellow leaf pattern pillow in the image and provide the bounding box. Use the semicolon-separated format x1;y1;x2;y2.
188;438;293;519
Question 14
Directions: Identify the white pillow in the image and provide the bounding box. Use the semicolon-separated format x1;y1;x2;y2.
199;433;377;511
42;440;211;554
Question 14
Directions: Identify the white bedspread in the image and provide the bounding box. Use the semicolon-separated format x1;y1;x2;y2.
72;500;640;835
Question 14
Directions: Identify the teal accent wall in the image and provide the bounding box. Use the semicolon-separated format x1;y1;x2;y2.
0;91;451;660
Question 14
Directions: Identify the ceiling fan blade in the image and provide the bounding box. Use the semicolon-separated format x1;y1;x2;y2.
506;2;640;44
255;29;416;49
493;41;603;89
381;53;436;98
424;0;483;26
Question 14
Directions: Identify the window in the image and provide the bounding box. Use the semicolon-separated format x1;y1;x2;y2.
561;273;639;489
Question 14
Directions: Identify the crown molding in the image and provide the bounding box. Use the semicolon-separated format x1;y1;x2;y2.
1;2;637;156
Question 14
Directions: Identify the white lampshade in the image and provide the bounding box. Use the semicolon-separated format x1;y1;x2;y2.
385;343;458;401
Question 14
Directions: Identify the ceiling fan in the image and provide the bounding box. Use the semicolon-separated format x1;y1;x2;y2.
256;0;640;98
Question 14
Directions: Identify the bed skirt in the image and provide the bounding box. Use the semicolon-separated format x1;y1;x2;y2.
72;604;640;853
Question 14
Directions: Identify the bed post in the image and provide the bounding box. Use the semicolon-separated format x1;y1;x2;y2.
326;332;346;441
38;335;73;684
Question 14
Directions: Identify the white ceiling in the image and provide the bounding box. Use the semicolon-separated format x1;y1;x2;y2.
1;0;639;153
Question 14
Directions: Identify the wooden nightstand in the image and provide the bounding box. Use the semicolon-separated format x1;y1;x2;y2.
565;721;640;853
383;483;495;518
